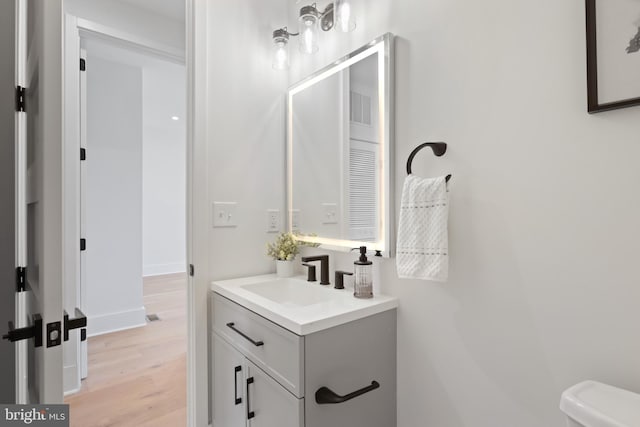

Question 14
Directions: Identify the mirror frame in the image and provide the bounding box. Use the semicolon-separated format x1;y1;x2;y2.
286;33;395;256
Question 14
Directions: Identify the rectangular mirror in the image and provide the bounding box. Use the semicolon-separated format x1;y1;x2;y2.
287;33;394;256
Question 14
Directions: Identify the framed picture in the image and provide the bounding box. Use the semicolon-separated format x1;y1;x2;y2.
586;0;640;113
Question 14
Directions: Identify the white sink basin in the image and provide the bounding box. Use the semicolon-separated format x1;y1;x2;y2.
211;274;398;335
241;278;335;307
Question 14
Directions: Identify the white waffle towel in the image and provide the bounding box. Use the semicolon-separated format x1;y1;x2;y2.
396;175;449;281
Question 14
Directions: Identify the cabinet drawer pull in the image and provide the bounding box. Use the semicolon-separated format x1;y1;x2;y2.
315;380;380;404
234;366;242;405
226;322;264;347
246;377;255;419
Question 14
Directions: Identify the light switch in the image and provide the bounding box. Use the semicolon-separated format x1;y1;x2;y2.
322;203;338;224
213;202;238;228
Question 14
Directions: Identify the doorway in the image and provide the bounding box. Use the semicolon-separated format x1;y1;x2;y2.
62;19;188;427
2;0;210;423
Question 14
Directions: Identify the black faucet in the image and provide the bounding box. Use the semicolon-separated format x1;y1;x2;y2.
302;263;317;282
300;255;330;285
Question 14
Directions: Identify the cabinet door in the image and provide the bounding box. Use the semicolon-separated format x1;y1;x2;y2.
213;334;246;427
304;310;397;427
247;360;303;427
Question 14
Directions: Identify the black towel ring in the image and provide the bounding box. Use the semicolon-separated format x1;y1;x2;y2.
406;142;452;182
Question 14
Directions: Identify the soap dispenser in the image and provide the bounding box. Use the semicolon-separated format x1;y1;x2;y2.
354;246;373;299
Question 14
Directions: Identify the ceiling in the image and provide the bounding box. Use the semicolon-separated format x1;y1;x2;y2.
117;0;184;22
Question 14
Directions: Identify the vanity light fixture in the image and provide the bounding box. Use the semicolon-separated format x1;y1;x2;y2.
299;5;321;54
272;1;357;68
272;28;293;69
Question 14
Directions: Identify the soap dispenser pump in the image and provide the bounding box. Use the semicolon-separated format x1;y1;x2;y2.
354;246;373;299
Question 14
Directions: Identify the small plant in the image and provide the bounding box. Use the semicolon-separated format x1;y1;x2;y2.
266;232;299;261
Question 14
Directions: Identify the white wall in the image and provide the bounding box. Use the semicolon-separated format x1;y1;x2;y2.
206;0;640;426
207;0;289;281
142;64;187;277
205;5;288;422
65;0;184;54
85;56;146;336
286;1;640;426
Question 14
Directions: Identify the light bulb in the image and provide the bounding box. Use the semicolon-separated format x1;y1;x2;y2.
335;0;356;32
272;29;290;70
273;41;289;70
299;6;319;54
302;26;316;54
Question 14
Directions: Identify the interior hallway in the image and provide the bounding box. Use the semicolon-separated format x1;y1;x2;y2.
65;273;187;427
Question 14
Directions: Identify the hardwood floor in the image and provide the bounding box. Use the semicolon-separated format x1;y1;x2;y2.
65;273;187;427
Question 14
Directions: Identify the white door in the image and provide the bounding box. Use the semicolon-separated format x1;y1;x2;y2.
213;334;246;427
5;0;66;404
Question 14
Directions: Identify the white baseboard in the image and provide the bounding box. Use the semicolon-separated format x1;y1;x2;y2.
87;307;147;337
63;364;80;396
143;262;186;277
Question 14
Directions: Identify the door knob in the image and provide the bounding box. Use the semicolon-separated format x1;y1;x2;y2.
64;308;87;342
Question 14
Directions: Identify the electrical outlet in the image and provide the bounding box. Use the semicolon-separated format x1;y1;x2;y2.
291;209;301;231
267;209;280;233
212;202;238;228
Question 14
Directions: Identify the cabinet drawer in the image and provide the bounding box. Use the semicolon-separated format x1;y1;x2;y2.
213;293;305;397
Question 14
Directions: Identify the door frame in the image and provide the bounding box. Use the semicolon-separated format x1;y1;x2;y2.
186;1;211;425
13;0;27;404
62;14;185;395
62;13;184;394
62;1;211;425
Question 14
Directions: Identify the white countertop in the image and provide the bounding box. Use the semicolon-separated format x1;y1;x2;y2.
211;274;398;335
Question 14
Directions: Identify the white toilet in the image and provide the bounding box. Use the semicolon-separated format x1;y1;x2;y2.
560;380;640;427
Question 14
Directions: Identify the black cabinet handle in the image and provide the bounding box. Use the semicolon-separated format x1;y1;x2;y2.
234;366;242;405
246;377;255;419
315;381;380;404
226;322;264;347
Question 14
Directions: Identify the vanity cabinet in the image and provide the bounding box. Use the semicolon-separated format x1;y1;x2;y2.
213;334;303;427
210;292;397;427
213;292;304;397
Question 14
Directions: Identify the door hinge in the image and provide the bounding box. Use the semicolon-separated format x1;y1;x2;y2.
189;264;194;277
15;86;25;112
80;148;86;161
80;238;86;251
80;58;86;71
16;267;26;292
2;314;42;347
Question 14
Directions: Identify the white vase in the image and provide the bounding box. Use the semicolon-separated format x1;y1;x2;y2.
276;260;294;278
